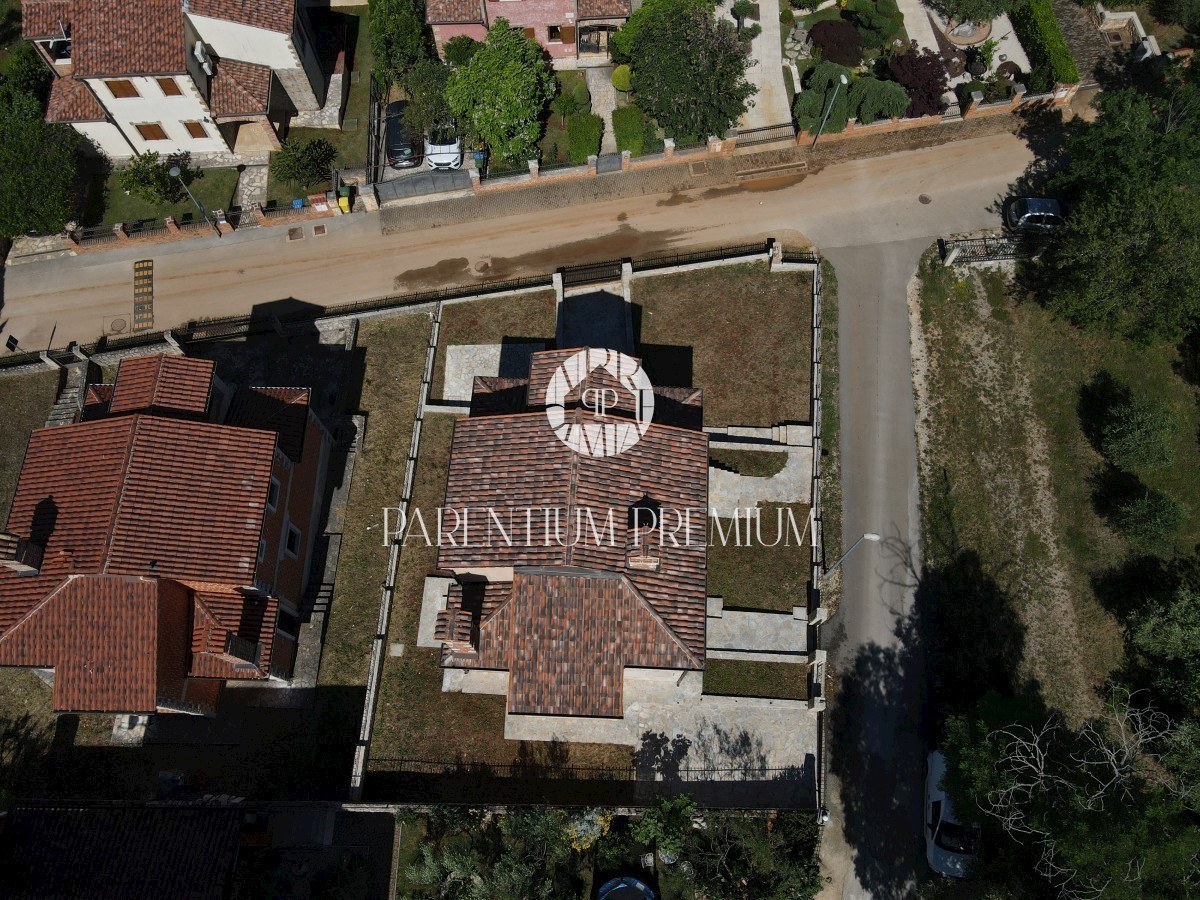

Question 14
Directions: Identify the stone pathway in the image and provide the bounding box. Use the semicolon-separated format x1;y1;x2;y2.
734;0;794;129
1051;0;1113;85
892;0;940;52
585;66;619;154
235;164;269;209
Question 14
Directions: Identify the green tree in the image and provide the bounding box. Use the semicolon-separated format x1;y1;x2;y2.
443;35;482;67
1163;0;1200;29
271;138;337;188
847;75;909;124
682;811;822;899
610;0;713;63
936;0;1019;24
401;57;454;136
370;0;432;85
0;86;82;236
2;42;50;104
631;793;695;858
1132;588;1200;706
446;19;555;162
1100;394;1180;472
116;151;194;205
622;2;755;141
793;62;853;134
1113;487;1186;551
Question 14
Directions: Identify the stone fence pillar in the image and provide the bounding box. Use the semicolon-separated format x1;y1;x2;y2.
528;159;540;180
620;150;632;171
113;223;130;242
587;154;598;175
663;138;676;160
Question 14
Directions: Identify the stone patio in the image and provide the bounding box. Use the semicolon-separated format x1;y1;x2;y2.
441;341;546;401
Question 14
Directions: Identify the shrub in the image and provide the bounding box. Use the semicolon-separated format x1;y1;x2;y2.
888;47;949;117
1161;0;1200;30
442;35;481;67
550;89;581;125
781;6;795;26
847;75;909;123
847;0;903;49
566;112;604;163
941;0;1020;25
793;61;854;133
810;19;863;66
117;151;193;205
612;105;646;154
1009;0;1080;91
1101;396;1181;472
1114;489;1186;551
272;138;337;188
612;64;633;92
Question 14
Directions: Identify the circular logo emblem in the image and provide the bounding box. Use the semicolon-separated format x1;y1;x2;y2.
545;349;655;457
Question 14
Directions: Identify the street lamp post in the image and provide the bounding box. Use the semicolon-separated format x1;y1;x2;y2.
168;165;218;236
822;531;881;579
811;74;849;150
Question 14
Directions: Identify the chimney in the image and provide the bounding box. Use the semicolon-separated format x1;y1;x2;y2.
0;532;44;576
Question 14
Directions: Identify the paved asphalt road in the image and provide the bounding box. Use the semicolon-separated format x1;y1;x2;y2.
0;132;1033;897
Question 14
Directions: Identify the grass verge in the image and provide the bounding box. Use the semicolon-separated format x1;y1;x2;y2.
633;264;813;426
0;370;59;517
708;503;812;613
703;659;810;700
817;260;844;609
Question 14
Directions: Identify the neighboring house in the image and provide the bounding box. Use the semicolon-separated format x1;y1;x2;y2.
426;0;632;65
0;804;245;899
428;347;709;743
22;0;326;161
0;353;332;716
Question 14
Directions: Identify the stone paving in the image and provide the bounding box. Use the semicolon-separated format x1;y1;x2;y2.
441;341;546;400
585;66;620;154
734;0;794;129
893;0;941;51
1052;0;1114;85
235;164;269;209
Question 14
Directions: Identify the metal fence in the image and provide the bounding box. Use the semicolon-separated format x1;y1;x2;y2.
560;259;623;288
938;235;1026;264
631;241;769;272
365;75;386;186
366;758;808;782
72;224;119;246
730;121;797;148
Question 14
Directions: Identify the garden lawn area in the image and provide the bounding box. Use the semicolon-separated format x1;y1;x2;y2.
632;263;813;426
707;503;812;613
317;311;433;691
267;5;372;204
81;168;239;227
911;253;1200;722
709;448;789;477
1111;2;1188;49
703;659;809;700
0;370;58;516
537;70;591;166
432;290;557;398
368;411;635;770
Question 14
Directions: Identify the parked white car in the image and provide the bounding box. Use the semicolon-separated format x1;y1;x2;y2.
925;751;981;878
426;128;462;170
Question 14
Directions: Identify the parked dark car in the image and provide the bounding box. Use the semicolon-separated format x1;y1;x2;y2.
1004;197;1066;234
385;100;422;169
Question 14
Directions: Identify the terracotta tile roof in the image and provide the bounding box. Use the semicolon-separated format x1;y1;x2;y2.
72;0;186;77
184;580;277;679
227;386;310;462
209;58;272;118
0;575;175;712
437;410;709;659
576;0;631;18
2;803;242;899
46;74;106;123
21;0;72;39
470;376;528;417
83;383;114;419
188;0;296;33
425;0;483;24
108;354;214;416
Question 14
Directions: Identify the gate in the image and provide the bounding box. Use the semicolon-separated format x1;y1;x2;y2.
729;121;797;148
560;259;624;288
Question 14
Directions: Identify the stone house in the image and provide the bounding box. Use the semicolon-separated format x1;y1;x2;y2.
22;0;327;162
426;0;632;66
0;353;332;716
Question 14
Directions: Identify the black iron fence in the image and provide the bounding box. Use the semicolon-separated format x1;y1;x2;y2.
631;241;770;273
72;224;119;245
560;259;623;288
729;121;798;148
938;235;1026;263
365;74;386;185
781;248;820;264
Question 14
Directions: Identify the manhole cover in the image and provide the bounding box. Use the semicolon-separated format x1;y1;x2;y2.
313;224;327;237
689;161;708;177
109;317;128;333
918;194;932;205
287;227;304;241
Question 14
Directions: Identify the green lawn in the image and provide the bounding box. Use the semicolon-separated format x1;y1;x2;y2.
708;503;812;613
537;71;591;165
709;448;789;478
0;370;60;517
81;168;240;226
1111;2;1188;49
632;264;813;427
267;5;372;204
704;659;809;700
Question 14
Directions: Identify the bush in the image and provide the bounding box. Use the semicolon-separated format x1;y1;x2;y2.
889;47;949;117
566;112;604;163
1101;396;1181;473
612;105;646;154
612;64;633;92
117;151;193;205
1009;0;1080;91
848;75;909;123
1161;0;1200;29
272;138;337;188
810;19;864;66
793;61;854;133
442;35;481;67
941;0;1020;25
781;6;796;26
1114;489;1186;551
847;0;903;49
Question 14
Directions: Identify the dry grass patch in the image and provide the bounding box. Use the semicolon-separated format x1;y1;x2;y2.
0;370;59;517
707;503;812;613
703;659;809;700
709;448;789;477
632;264;813;426
318;312;432;689
432;291;557;399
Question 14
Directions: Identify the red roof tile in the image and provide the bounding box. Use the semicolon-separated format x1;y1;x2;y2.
108;354;215;416
46;74;106;123
425;0;482;24
21;0;72;39
188;0;296;33
576;0;631;18
72;0;186;77
226;386;310;462
208;58;272;118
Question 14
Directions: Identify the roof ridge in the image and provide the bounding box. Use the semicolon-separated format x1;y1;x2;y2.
148;355;167;410
618;573;702;668
99;416;141;575
0;573;78;653
562;409;583;565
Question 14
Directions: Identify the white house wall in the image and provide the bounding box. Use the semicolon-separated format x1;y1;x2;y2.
75;121;132;158
187;14;298;70
87;74;229;157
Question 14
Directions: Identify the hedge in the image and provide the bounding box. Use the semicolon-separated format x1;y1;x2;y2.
1010;0;1080;91
566;113;604;164
612;105;645;155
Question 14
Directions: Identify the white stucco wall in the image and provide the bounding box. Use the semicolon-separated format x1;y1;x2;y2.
186;14;297;69
87;74;229;156
75;120;133;158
